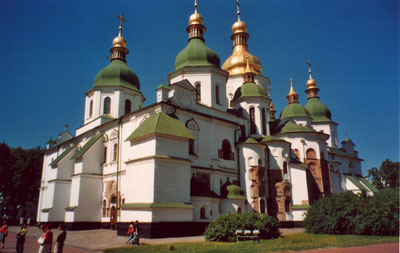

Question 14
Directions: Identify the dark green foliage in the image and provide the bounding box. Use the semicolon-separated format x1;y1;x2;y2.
304;192;360;234
368;159;399;189
204;212;280;242
355;188;399;236
305;189;399;236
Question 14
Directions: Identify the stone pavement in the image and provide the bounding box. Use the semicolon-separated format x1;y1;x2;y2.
3;226;397;253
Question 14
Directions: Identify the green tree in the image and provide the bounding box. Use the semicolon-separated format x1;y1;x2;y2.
368;159;399;189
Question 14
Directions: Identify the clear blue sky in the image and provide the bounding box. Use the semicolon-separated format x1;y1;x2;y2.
0;0;398;175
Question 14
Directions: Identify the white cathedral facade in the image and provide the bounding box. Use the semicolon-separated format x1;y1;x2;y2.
37;3;377;237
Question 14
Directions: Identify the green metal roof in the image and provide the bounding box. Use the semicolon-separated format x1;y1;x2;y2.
71;133;103;160
292;204;311;210
50;143;78;167
359;177;379;193
239;138;260;144
345;175;369;192
226;184;246;200
175;38;220;71
305;97;332;122
56;130;73;145
94;59;141;91
155;83;170;90
233;82;268;101
280;103;310;119
121;202;193;209
278;121;316;134
125;112;194;142
261;135;286;143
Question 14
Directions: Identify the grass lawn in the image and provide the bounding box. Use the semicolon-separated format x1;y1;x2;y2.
104;233;398;252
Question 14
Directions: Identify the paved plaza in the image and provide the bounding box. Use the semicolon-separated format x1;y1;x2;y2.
0;226;397;253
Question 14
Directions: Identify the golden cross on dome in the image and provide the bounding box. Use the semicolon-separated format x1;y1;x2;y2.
117;13;127;34
235;0;241;19
290;76;293;86
194;0;198;12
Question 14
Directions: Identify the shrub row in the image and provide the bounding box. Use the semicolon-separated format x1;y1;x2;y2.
304;188;399;236
204;212;280;242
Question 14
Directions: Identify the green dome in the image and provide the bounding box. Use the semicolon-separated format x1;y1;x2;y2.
278;121;316;134
175;38;220;71
280;103;310;119
94;59;140;91
226;184;246;199
305;97;332;122
233;82;268;100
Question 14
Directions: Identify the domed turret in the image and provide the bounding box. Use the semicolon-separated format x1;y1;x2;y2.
93;14;140;91
281;77;310;119
175;0;220;71
222;1;262;75
304;61;332;122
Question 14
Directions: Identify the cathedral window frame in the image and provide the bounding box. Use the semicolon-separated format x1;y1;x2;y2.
215;84;220;105
249;107;256;134
261;108;266;135
200;206;207;219
103;97;111;115
186;119;200;155
89;100;93;117
195;82;201;102
112;143;118;161
124;99;132;114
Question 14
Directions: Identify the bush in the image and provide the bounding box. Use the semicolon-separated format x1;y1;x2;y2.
355;188;399;236
204;212;280;242
304;192;360;234
305;189;399;236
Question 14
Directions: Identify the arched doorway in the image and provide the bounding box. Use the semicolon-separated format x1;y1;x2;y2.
110;206;116;229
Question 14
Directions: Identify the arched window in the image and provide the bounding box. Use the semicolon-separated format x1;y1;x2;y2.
89;100;93;117
215;85;220;105
110;195;116;204
103;147;107;163
306;148;317;159
222;140;232;160
237;207;242;214
113;143;118;161
200;207;206;219
260;199;266;214
189;139;195;155
262;108;266;135
283;162;288;174
196;83;201;102
103;97;111;114
102;200;107;217
125;99;132;114
285;198;291;212
122;198;125;205
249;107;256;134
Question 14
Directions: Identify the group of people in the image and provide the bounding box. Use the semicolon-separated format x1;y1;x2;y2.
126;220;139;245
37;224;67;253
0;220;67;253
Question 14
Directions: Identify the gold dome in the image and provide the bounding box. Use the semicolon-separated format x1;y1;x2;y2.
113;34;127;48
306;78;317;88
222;49;261;75
189;12;203;25
232;20;247;33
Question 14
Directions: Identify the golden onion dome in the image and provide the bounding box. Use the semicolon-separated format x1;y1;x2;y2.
189;11;203;25
232;20;247;33
270;102;275;110
306;77;317;88
112;34;127;48
222;51;261;75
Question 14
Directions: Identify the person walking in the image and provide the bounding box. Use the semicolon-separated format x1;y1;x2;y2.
16;224;27;253
133;220;140;246
38;224;53;253
126;221;134;244
0;221;8;249
54;224;67;253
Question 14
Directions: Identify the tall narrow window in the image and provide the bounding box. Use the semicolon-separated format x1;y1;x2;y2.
200;207;206;219
261;108;266;135
260;199;266;213
222;140;232;160
113;143;118;161
103;147;107;163
189;139;195;155
283;162;288;174
89;100;93;117
215;85;220;105
125;99;132;114
249;107;256;134
103;97;111;114
196;83;201;102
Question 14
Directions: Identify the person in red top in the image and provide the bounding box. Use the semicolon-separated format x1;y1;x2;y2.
39;224;53;253
126;221;134;244
0;221;8;249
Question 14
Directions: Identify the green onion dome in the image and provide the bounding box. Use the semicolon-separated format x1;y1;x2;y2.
233;82;268;101
226;184;246;199
94;59;140;91
280;103;310;119
305;97;332;122
175;38;220;71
